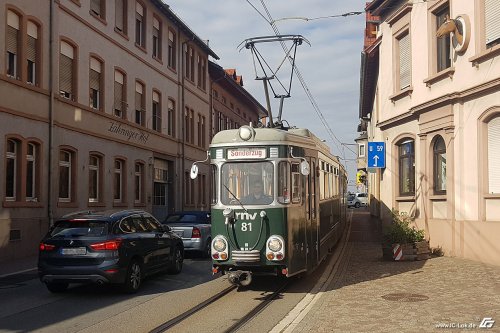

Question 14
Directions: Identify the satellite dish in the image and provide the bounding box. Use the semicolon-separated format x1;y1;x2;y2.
190;164;199;179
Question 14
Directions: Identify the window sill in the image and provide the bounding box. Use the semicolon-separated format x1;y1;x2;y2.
89;12;107;26
113;202;128;207
3;201;44;208
114;28;129;41
70;0;81;7
57;201;78;208
134;203;146;208
395;195;415;202
167;66;177;74
423;67;455;87
153;56;163;65
429;194;446;201
484;194;500;199
135;43;147;54
469;44;500;67
88;202;106;207
389;86;413;103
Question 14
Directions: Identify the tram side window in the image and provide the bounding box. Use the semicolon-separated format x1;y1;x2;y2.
211;164;218;205
291;163;301;203
278;161;290;204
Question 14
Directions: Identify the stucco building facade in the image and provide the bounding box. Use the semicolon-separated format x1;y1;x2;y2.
359;0;500;265
0;0;223;262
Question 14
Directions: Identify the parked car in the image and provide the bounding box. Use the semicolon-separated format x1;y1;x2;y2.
38;209;184;293
347;193;368;208
162;211;211;258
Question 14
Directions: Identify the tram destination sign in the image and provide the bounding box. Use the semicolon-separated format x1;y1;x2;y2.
227;148;267;159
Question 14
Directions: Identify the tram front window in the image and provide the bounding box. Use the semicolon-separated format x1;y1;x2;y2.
221;162;274;205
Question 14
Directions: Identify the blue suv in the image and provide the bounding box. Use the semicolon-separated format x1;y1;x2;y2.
38;210;184;293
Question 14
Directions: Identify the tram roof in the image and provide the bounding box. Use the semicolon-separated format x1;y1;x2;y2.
211;127;334;157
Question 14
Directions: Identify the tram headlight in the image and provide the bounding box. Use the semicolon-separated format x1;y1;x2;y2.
213;237;227;252
267;237;282;252
266;235;285;261
238;126;253;141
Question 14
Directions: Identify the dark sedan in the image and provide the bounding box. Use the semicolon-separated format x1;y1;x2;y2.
38;209;184;293
162;211;211;258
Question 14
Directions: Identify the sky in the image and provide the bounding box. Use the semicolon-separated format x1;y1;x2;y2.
164;0;368;188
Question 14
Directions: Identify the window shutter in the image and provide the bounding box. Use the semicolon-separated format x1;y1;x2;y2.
27;36;36;62
6;26;18;54
60;55;73;94
135;92;142;111
399;33;411;89
115;0;124;31
90;69;100;90
114;81;123;111
485;0;500;45
488;117;500;194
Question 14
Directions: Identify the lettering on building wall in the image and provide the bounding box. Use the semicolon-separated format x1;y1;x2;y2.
108;122;150;143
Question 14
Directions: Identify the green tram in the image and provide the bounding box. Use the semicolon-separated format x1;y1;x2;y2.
191;125;348;286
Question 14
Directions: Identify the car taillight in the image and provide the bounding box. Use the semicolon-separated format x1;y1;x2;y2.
191;227;201;239
39;243;56;251
90;239;122;251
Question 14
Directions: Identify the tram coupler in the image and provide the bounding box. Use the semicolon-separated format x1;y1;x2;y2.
227;270;252;287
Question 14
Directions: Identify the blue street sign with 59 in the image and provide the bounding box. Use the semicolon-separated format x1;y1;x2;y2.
367;142;385;168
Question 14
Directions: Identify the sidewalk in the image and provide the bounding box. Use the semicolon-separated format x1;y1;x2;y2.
0;254;37;278
293;209;500;333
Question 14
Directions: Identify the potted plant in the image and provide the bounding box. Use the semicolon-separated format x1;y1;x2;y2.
382;209;430;261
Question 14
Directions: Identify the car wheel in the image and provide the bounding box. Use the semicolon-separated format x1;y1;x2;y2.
355;202;361;208
122;260;142;293
203;238;211;258
46;282;69;293
168;246;183;274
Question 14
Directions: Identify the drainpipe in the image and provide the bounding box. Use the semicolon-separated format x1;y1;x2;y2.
48;0;55;227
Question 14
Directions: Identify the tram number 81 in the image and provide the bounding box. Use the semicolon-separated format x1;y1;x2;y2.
241;223;253;232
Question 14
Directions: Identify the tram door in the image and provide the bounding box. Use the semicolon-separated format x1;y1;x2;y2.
306;158;319;270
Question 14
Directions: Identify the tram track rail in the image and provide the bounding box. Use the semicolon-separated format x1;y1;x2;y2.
149;278;289;333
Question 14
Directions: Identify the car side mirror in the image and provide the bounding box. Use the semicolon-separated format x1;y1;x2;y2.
161;224;171;233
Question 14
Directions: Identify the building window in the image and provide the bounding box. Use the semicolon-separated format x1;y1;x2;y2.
433;136;446;194
167;99;175;136
135;162;144;204
168;30;176;69
212;89;218;100
485;0;500;47
152;90;161;132
89;57;103;110
435;5;451;72
135;81;145;126
59;149;74;202
201;58;206;90
114;70;126;118
26;142;38;201
487;115;500;194
185;108;194;143
152;17;161;59
6;10;20;79
60;41;76;100
397;32;411;90
88;154;102;203
27;21;39;85
185;45;195;81
114;159;125;203
90;0;105;20
197;54;202;88
5;139;19;201
115;0;127;34
135;2;145;48
398;139;415;196
359;143;366;157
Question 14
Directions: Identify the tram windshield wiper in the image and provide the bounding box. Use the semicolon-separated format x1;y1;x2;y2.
223;183;248;213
